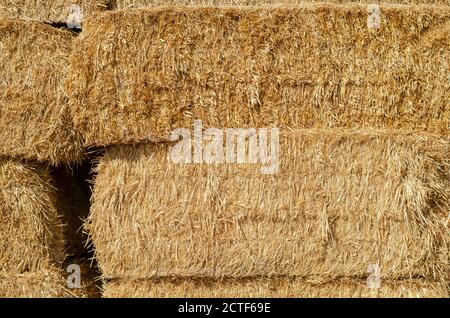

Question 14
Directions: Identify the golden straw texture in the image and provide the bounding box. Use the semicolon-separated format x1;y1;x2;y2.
0;160;65;273
68;5;450;147
0;0;110;23
0;20;83;164
0;159;101;297
116;1;450;10
0;269;73;298
87;129;449;281
103;278;450;298
0;159;69;297
0;264;101;298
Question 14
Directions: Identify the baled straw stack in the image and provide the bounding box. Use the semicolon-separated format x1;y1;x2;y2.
67;5;450;147
87;129;449;281
103;278;449;298
0;0;110;23
115;1;450;10
0;20;83;165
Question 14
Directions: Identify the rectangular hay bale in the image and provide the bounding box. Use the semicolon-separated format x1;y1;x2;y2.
0;160;66;273
87;129;449;281
67;5;450;147
116;1;450;10
103;278;450;298
0;20;83;164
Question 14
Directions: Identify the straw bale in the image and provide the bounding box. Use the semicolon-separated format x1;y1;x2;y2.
0;19;83;164
0;159;66;273
0;1;110;23
116;1;450;10
0;269;72;298
0;262;101;298
103;278;449;298
67;5;450;147
53;168;91;256
87;129;449;280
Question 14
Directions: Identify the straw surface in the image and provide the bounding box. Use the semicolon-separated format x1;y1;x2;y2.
0;269;72;298
0;20;83;164
0;263;101;298
0;0;110;23
103;278;450;298
0;159;65;273
0;159;101;297
87;129;449;280
116;1;450;10
68;5;450;147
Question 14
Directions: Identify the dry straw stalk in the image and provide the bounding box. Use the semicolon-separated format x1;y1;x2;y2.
103;278;450;298
0;264;100;298
116;1;450;10
0;20;83;164
0;159;99;297
68;4;450;147
87;129;449;281
0;269;73;298
0;159;66;273
0;0;110;23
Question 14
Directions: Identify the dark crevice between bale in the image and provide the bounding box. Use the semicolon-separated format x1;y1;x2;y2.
41;0;118;32
52;159;102;297
43;22;82;33
107;0;118;10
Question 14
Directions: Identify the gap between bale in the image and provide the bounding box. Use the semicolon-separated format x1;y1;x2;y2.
0;0;111;24
53;161;103;298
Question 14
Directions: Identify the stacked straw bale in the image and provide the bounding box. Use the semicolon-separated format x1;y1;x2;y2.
67;5;450;147
0;270;72;298
0;160;65;273
115;1;450;10
0;20;83;165
87;130;449;282
0;159;97;297
0;159;67;297
0;0;110;23
0;266;100;297
0;8;98;298
103;278;449;298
